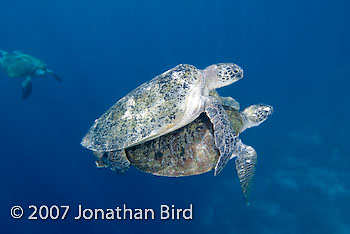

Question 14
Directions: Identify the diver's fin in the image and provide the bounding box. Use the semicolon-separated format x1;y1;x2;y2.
22;76;32;100
46;69;62;82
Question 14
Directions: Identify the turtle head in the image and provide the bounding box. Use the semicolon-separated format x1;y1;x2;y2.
203;63;243;90
35;69;46;77
241;104;273;131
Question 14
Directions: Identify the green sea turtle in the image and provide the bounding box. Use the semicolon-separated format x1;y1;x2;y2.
92;94;273;203
82;63;243;175
0;50;62;99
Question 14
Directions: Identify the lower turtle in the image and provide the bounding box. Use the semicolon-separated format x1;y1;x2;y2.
92;94;273;203
0;50;62;99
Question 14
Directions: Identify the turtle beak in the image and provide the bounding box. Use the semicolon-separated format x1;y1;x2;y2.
236;68;243;79
231;65;243;83
264;105;274;116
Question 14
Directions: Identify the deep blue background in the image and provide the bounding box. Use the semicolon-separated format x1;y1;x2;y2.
0;0;349;233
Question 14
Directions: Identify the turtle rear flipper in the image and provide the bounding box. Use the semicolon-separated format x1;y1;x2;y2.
102;150;130;173
92;151;108;168
205;96;237;176
235;140;257;205
22;76;32;100
46;69;62;82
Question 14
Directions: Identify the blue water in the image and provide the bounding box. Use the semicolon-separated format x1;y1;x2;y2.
0;0;349;233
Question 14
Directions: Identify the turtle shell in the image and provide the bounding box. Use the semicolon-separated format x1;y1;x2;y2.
1;52;47;77
81;64;202;152
124;106;244;177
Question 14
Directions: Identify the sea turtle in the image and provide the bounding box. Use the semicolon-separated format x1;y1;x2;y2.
0;50;62;99
92;94;273;203
81;63;243;175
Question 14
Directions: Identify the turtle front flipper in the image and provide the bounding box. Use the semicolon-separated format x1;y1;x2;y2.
46;69;62;82
22;76;32;100
205;96;237;176
208;90;240;110
235;140;257;205
100;150;130;173
220;96;240;110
